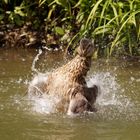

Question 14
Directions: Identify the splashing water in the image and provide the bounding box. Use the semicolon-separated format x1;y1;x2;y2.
27;71;137;120
87;72;121;106
31;49;42;73
27;73;61;114
29;94;61;114
26;50;139;120
27;49;61;114
87;72;139;121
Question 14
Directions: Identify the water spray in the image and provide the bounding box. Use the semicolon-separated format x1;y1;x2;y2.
31;49;43;73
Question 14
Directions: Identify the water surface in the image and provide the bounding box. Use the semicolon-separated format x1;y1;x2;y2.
0;49;140;140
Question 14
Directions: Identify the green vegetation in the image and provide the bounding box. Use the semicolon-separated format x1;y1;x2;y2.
0;0;140;57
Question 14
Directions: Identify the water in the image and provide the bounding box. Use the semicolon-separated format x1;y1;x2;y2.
0;49;140;140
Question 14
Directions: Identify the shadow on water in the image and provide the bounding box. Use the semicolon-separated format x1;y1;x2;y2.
0;48;140;140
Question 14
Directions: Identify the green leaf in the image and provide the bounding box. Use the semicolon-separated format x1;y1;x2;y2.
99;0;110;26
14;14;23;26
0;14;4;20
4;0;8;4
110;2;119;25
14;7;25;17
74;0;83;8
94;27;112;35
110;10;140;55
55;0;68;7
86;0;103;28
55;27;65;35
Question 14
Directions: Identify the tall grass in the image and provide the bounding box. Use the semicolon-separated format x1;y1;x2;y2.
0;0;140;57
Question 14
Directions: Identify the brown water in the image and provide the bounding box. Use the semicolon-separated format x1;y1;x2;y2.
0;49;140;140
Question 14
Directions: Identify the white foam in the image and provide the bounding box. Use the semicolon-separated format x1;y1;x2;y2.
29;94;61;114
28;73;62;114
86;72;139;121
87;72;121;106
26;71;138;121
30;73;48;86
28;72;121;114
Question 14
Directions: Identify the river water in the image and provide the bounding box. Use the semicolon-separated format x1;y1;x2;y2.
0;49;140;140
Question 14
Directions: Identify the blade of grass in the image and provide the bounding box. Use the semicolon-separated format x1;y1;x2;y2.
99;0;110;26
73;0;82;8
110;10;140;55
110;2;119;25
86;0;103;28
92;25;112;35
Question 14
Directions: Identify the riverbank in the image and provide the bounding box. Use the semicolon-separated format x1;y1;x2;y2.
0;0;140;57
1;23;140;61
0;23;68;51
